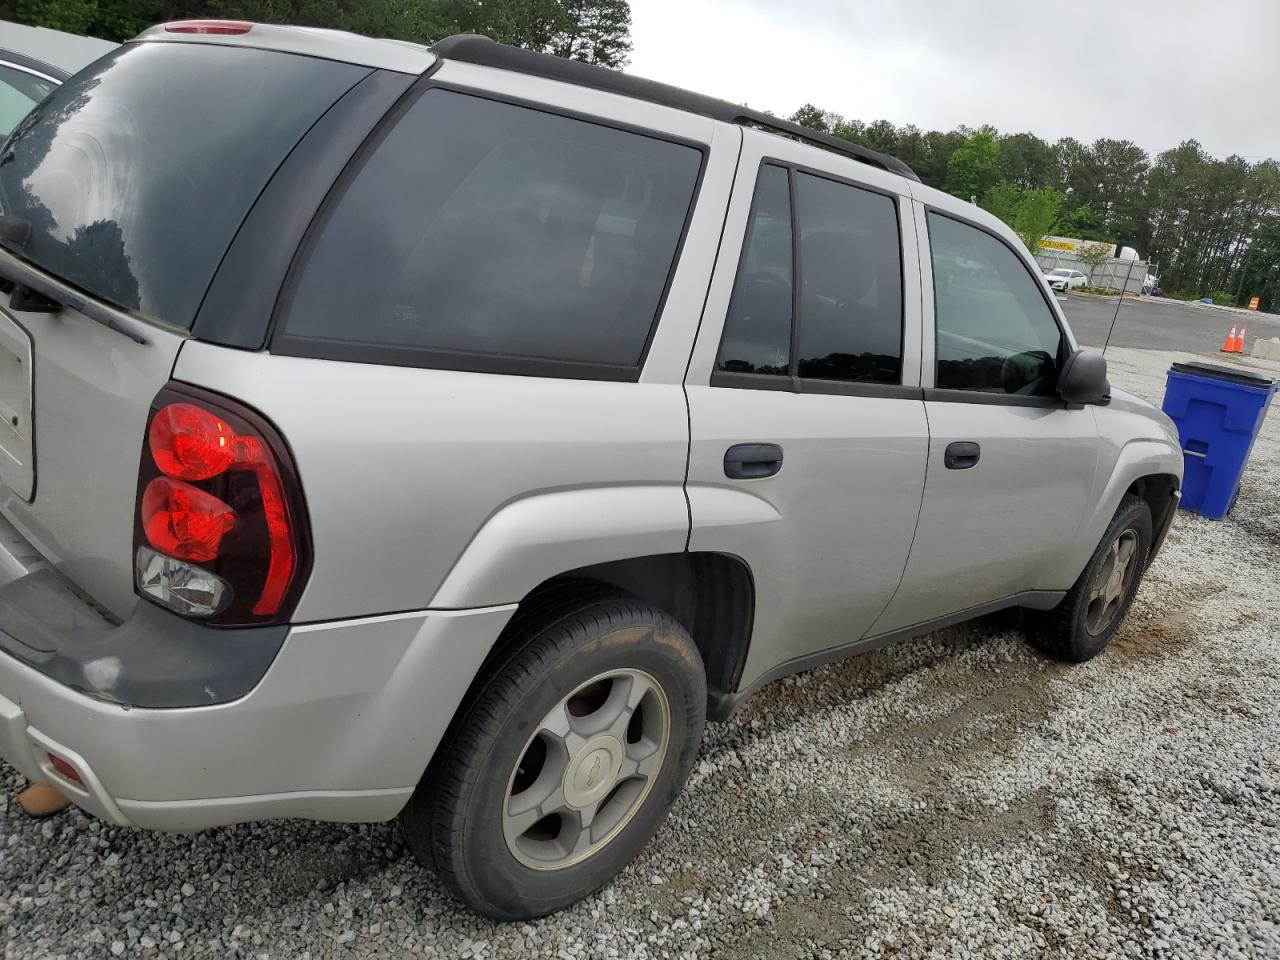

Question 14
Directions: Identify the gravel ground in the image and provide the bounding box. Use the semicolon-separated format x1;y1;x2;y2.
4;346;1280;959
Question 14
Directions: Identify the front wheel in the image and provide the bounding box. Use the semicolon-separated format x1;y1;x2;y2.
402;595;706;920
1027;494;1152;662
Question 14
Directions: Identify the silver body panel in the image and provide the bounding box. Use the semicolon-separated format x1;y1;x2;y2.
0;297;184;619
0;37;1183;828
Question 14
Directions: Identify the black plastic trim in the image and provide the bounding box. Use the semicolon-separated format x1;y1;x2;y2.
708;370;793;392
268;78;709;382
0;573;287;709
1147;487;1182;567
430;35;919;181
706;589;1066;721
923;387;1069;409
193;68;414;349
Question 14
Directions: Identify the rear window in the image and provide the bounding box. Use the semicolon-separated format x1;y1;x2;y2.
0;42;367;328
275;88;704;378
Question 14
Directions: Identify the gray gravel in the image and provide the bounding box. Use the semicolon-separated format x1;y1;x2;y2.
5;346;1280;959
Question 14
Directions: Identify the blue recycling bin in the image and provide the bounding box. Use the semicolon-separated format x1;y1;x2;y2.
1162;362;1278;519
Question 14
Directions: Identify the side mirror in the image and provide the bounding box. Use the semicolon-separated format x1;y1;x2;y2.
1057;349;1110;405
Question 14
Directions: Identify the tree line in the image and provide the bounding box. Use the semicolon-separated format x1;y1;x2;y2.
6;0;633;67
789;105;1280;308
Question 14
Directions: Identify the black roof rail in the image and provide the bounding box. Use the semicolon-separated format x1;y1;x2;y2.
429;35;920;183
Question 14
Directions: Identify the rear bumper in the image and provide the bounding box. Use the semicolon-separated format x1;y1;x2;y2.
0;524;515;831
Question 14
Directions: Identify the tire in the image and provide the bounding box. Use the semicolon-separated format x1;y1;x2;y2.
402;594;706;920
1027;494;1153;662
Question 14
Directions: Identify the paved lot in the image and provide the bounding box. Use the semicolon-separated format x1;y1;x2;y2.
1062;293;1280;354
4;347;1280;959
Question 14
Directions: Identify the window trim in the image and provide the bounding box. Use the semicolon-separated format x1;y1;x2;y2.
709;156;910;395
268;79;710;382
922;206;1072;408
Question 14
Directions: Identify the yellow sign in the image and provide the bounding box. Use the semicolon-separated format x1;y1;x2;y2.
1039;238;1076;251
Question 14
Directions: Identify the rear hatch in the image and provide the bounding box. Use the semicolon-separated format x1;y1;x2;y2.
0;39;370;618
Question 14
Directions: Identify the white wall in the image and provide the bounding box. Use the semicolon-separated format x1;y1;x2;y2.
0;21;117;75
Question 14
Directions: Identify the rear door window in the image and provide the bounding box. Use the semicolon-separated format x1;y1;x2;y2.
715;164;793;377
276;88;704;378
714;164;904;387
0;43;367;328
794;172;903;385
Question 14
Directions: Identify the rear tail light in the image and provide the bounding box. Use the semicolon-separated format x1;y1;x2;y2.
133;385;311;626
164;20;254;35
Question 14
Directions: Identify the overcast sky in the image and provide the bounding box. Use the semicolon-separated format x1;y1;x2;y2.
629;0;1280;164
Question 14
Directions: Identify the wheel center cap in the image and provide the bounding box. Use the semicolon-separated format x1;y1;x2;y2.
563;736;623;808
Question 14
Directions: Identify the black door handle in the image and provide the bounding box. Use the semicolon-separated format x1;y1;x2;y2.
724;443;784;480
944;441;981;470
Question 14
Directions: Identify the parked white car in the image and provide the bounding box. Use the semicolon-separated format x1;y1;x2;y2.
1045;268;1088;291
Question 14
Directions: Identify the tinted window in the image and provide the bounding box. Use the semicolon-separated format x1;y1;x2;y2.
0;64;54;139
794;173;902;384
716;165;792;376
928;213;1063;396
279;89;702;372
0;43;365;328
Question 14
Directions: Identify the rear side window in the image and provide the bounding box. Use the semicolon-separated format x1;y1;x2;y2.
928;213;1063;396
276;88;704;377
0;43;367;328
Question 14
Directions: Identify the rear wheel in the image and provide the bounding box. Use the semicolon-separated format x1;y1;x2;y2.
1027;495;1152;662
402;594;705;920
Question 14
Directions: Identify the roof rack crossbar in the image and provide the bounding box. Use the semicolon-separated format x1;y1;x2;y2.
429;34;920;182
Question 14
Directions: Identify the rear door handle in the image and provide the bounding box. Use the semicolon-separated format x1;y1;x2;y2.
724;443;784;480
944;441;981;470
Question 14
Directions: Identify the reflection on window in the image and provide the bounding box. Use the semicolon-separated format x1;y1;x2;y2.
794;172;902;384
716;165;792;376
928;213;1063;396
281;89;702;368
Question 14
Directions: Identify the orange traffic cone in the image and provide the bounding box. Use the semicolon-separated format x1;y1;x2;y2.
1235;325;1248;352
1221;324;1238;352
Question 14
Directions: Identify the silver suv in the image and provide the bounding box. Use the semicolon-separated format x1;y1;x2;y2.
0;24;1182;920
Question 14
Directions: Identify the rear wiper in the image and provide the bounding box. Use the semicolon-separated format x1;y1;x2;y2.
0;240;149;345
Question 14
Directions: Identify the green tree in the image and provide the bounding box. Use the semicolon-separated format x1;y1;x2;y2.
997;132;1055;189
981;182;1022;225
10;0;98;32
788;103;832;133
945;126;1000;200
1012;187;1063;253
1075;240;1114;285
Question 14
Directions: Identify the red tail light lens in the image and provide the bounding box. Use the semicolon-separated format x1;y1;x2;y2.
134;385;311;626
148;403;237;480
141;477;235;562
164;20;254;35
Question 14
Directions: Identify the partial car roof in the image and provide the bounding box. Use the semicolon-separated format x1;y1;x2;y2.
0;20;115;76
132;21;436;75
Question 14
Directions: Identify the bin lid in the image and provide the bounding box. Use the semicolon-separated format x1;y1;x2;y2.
1169;361;1278;389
